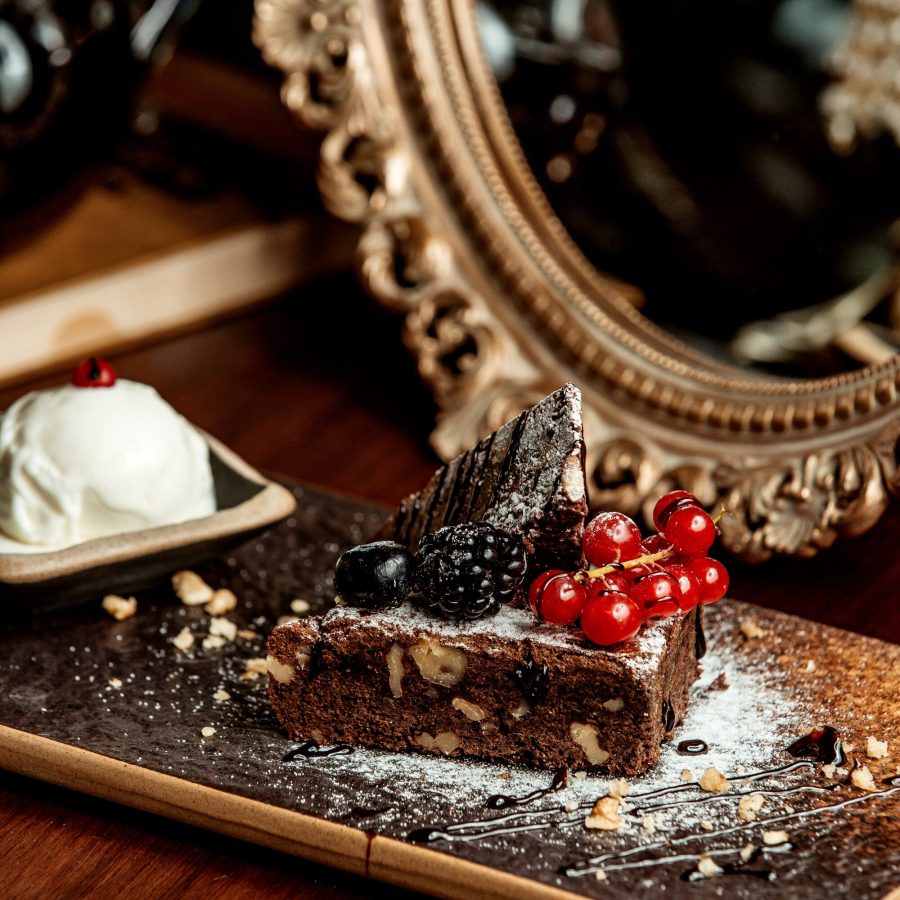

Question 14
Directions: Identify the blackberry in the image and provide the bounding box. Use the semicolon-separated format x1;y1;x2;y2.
413;523;527;620
334;541;414;609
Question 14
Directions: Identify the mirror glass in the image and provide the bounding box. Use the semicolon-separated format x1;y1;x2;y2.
478;0;900;377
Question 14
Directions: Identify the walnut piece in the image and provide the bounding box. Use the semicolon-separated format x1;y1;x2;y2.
386;643;405;698
738;794;765;822
172;627;194;651
208;617;237;641
200;726;216;738
851;766;878;792
294;645;313;670
408;639;467;687
570;722;610;766
680;768;694;782
102;594;137;621
866;736;889;759
290;598;311;615
696;854;723;878
213;689;231;702
762;830;790;845
510;700;531;719
740;618;767;640
202;635;227;650
266;654;294;684
584;796;624;831
172;570;214;606
602;697;624;712
452;697;486;722
608;778;631;799
699;767;730;793
204;588;237;615
415;731;460;754
739;843;756;863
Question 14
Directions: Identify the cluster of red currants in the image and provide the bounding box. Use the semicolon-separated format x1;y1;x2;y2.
528;490;729;647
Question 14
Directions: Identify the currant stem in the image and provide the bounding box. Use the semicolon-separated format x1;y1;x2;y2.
712;504;728;526
575;548;674;582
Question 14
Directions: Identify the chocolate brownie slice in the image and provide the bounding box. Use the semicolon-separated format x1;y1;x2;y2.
377;383;588;572
266;605;700;775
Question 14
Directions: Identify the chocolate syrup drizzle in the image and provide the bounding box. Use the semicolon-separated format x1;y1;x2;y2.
282;740;355;761
486;767;568;810
676;739;708;756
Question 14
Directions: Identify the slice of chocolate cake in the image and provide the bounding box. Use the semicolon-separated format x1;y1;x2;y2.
378;383;588;572
267;384;700;774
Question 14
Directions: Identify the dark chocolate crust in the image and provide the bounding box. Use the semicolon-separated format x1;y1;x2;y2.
267;604;700;776
376;384;588;571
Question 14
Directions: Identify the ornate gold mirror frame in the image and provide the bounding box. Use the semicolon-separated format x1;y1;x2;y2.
254;0;900;561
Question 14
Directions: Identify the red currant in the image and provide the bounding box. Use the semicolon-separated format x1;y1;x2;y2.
663;505;716;557
583;511;642;567
641;532;673;556
71;357;117;388
580;591;642;646
652;490;699;531
665;564;702;611
686;558;729;604
585;572;630;596
631;571;681;619
529;571;586;625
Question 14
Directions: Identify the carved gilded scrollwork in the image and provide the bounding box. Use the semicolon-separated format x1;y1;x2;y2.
254;0;900;559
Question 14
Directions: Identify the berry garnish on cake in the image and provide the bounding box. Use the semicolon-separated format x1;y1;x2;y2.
266;385;707;774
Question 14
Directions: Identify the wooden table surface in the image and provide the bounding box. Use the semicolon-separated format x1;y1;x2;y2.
0;269;897;899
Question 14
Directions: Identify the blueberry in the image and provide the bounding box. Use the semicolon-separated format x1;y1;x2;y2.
334;541;414;609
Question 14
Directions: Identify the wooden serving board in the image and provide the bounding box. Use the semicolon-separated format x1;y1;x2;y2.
0;484;897;899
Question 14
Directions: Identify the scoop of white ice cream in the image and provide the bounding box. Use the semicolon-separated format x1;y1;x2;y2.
0;380;215;548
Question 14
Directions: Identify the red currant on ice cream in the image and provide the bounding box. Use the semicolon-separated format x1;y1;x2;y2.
663;505;716;557
580;590;642;646
71;357;117;388
631;571;681;619
583;511;642;567
652;490;699;531
528;571;585;625
686;558;729;604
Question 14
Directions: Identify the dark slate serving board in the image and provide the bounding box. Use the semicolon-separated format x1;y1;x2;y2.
0;484;897;899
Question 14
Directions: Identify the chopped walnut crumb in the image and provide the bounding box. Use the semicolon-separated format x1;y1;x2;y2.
851;766;878;792
108;678;123;689
696;854;723;878
866;736;889;759
642;815;656;834
594;869;608;882
204;588;237;615
564;800;579;813
409;639;467;687
239;658;268;680
739;843;755;863
608;778;631;799
172;570;214;606
763;830;790;845
572;771;587;780
213;689;231;702
415;731;460;754
804;659;816;672
237;629;257;640
680;768;694;782
699;767;729;793
290;598;311;615
602;697;624;712
843;742;856;752
200;726;216;738
740;618;767;640
700;820;714;832
209;617;237;641
496;772;511;780
202;635;227;651
172;627;195;651
822;764;837;778
738;794;765;822
585;796;624;831
102;594;137;621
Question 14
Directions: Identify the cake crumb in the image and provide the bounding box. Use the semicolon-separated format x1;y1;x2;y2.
700;820;714;831
608;778;632;799
696;854;723;878
102;594;137;621
202;635;227;651
739;843;755;863
213;689;231;702
642;815;656;833
680;768;694;782
851;766;878;792
200;726;216;738
602;697;624;712
172;570;214;606
172;627;195;651
204;588;237;615
699;767;730;793
107;678;123;689
290;598;311;615
822;764;836;778
573;771;587;780
209;617;237;641
763;830;790;845
740;618;767;640
496;772;512;779
585;796;624;831
737;794;765;822
866;736;888;759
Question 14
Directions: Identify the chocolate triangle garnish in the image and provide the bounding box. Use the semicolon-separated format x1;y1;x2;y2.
378;384;588;570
